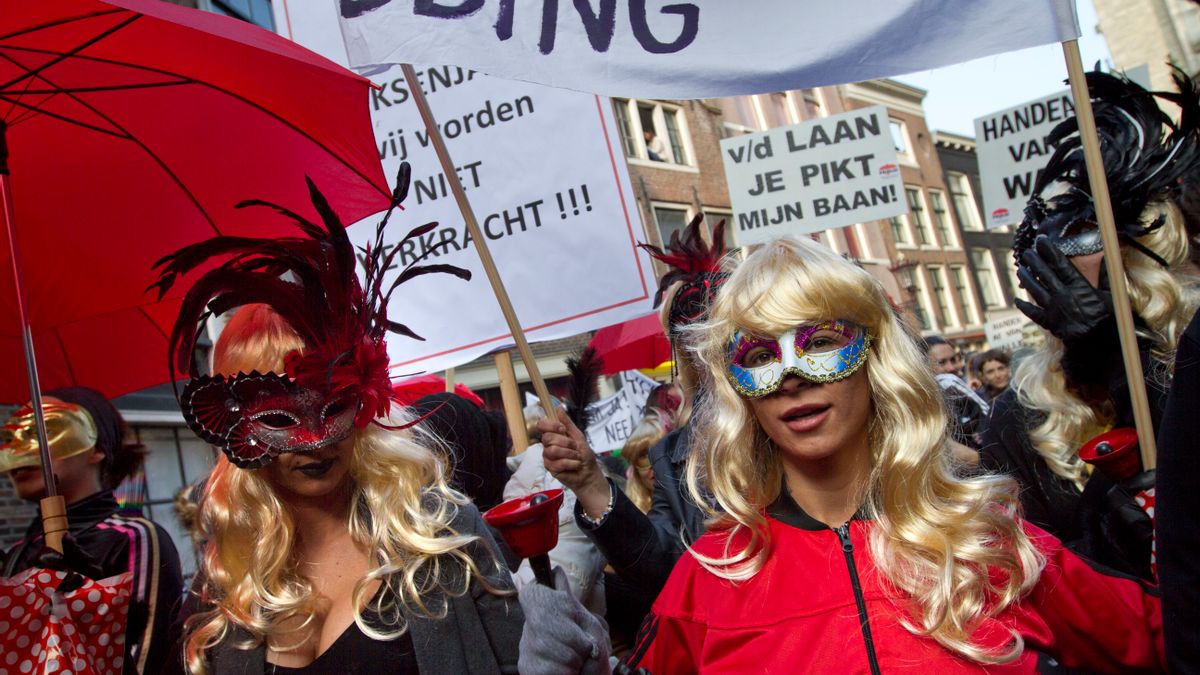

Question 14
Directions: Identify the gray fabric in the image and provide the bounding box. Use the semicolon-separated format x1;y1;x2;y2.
200;503;522;674
518;568;611;675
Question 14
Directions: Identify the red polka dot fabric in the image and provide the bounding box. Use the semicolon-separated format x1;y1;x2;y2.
0;569;131;675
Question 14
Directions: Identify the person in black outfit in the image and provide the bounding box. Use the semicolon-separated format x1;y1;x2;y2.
982;68;1198;581
1;386;184;675
411;392;513;513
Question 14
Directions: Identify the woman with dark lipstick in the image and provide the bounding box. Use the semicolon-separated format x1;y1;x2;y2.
628;236;1166;673
158;172;522;674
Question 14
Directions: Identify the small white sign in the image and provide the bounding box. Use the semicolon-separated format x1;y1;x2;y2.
985;308;1031;351
523;370;659;453
974;90;1074;229
720;106;906;244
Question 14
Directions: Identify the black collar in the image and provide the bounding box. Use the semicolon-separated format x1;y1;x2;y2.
27;490;120;536
766;485;870;531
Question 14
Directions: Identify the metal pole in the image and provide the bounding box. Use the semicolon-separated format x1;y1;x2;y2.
0;128;67;551
1061;40;1157;470
400;64;558;420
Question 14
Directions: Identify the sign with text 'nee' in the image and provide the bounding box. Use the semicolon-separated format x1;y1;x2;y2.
985;308;1032;351
721;106;906;245
524;371;659;453
274;2;656;376
974;90;1074;229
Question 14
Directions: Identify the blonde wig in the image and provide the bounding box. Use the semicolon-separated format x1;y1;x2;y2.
184;305;499;673
1013;202;1200;487
621;409;672;513
683;238;1044;664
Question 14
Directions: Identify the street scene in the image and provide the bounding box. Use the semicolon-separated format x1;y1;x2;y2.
0;0;1196;672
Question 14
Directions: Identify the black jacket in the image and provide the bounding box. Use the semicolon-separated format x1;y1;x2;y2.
1157;307;1200;674
574;422;707;603
2;490;184;675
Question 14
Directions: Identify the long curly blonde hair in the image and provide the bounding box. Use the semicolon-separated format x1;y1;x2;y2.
1013;202;1199;487
621;409;672;513
683;237;1044;664
183;305;498;673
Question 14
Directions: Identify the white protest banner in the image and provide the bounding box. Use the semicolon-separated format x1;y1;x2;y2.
524;371;659;452
974;90;1074;229
721;106;905;244
985;308;1031;352
330;0;1079;99
275;2;657;376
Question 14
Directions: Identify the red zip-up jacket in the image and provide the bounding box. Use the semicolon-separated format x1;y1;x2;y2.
629;490;1163;674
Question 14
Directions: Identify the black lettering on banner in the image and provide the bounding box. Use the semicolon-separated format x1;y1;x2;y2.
539;0;559;54
414;0;484;19
574;0;617;51
629;0;700;54
340;0;391;19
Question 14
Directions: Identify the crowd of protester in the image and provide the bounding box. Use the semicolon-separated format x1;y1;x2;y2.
2;68;1198;674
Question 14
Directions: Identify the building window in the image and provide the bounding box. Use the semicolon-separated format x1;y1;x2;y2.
928;265;955;327
949;265;978;324
768;93;793;127
1001;249;1025;302
204;0;274;29
898;266;933;331
970;248;1004;309
800;89;823;119
948;172;983;231
717;96;760;137
702;208;737;249
928;189;957;247
889;214;910;245
133;423;218;578
906;188;931;245
653;204;691;244
614;98;692;165
889;119;909;154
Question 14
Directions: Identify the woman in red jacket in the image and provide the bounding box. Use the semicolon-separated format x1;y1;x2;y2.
629;236;1163;673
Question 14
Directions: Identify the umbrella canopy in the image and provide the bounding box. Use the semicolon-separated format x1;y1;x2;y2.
587;312;671;375
0;0;390;403
392;374;485;409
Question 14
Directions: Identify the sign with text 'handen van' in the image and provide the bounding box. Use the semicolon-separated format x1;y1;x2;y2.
974;90;1074;229
720;106;906;245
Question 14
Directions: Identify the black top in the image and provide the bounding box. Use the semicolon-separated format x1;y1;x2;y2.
268;623;417;675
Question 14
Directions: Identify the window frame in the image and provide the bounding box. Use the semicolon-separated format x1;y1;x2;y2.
949;265;980;325
613;98;698;171
947;172;984;232
906;186;934;248
969;247;1005;310
927;188;958;248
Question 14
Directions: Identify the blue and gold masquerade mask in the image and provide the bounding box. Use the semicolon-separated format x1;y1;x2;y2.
727;320;871;398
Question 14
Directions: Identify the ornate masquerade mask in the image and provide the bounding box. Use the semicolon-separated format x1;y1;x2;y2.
726;320;871;398
152;163;470;469
0;402;98;473
1013;67;1200;267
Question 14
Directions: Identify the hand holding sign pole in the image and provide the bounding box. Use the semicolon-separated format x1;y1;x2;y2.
400;64;558;420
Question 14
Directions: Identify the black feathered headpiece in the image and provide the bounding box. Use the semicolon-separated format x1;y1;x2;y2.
638;215;731;336
1013;66;1200;266
150;163;471;468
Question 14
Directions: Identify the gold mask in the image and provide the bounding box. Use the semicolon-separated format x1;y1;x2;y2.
0;401;98;473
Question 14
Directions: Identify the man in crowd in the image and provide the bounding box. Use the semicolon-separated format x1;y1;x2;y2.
922;335;989;449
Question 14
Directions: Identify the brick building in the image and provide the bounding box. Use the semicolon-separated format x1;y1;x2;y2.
1093;0;1200;90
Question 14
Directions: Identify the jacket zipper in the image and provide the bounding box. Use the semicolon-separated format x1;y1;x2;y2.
836;523;882;675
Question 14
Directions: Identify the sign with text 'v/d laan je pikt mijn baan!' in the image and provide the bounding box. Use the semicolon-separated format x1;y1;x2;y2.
721;106;907;245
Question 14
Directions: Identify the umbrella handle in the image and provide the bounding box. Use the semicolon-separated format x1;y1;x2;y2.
41;495;67;554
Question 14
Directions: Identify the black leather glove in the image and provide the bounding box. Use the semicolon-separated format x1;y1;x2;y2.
1015;236;1112;342
1078;470;1156;582
37;533;106;594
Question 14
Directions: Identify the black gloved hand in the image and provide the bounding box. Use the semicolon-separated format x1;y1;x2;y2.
37;533;106;594
1015;235;1113;342
1078;470;1156;582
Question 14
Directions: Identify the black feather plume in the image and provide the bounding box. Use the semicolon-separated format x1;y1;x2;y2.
565;346;603;432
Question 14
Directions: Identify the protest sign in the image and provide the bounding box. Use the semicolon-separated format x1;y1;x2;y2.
330;0;1079;99
974;90;1073;229
985;308;1031;351
275;2;657;376
720;106;905;244
523;370;659;453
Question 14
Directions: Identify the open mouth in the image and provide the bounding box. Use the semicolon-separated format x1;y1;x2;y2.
781;404;831;431
294;457;335;478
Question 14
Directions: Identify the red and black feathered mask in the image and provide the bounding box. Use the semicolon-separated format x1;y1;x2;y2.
150;164;470;469
639;215;731;337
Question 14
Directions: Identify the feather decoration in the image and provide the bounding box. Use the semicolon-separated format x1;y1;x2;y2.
150;162;471;426
1014;66;1200;261
564;346;603;432
638;214;730;309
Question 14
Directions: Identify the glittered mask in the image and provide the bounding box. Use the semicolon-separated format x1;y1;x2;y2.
180;371;360;469
0;401;98;473
727;320;871;398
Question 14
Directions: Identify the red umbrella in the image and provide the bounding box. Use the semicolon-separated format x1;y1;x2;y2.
0;0;390;404
392;374;485;409
587;312;671;375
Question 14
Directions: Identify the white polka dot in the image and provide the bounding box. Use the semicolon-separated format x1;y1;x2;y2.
35;652;44;665
62;670;72;675
17;660;29;674
0;620;7;633
1147;506;1155;518
62;624;75;637
36;573;50;584
28;619;41;634
23;593;35;605
46;634;59;649
0;597;9;608
9;606;22;619
15;635;29;649
69;600;84;613
29;645;39;658
98;634;109;647
73;658;86;670
43;658;56;673
13;586;26;597
86;590;100;603
5;652;17;665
